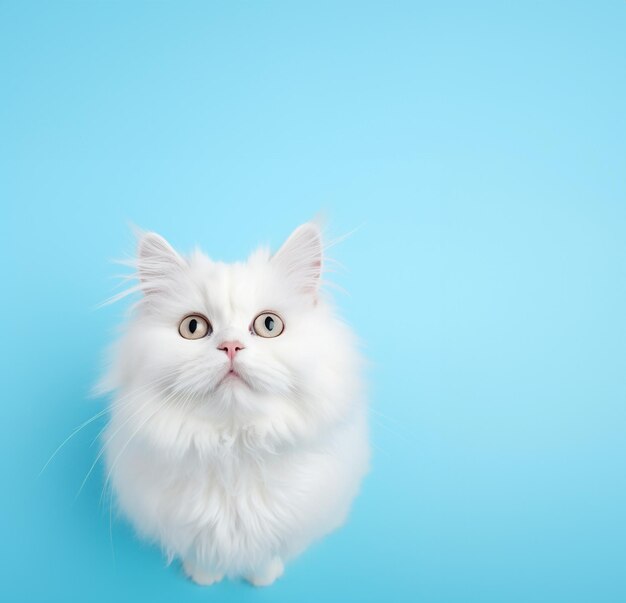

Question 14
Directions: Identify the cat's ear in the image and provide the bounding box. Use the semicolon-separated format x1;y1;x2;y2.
272;222;322;297
136;232;185;294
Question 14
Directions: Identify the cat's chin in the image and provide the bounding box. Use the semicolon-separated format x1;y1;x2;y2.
219;372;246;386
216;369;251;391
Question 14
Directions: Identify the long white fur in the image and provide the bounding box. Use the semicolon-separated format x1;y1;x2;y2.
99;222;369;586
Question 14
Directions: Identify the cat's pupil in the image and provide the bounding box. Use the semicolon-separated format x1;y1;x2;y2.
264;316;274;331
189;319;197;334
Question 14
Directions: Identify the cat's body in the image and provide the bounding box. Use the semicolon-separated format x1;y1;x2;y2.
100;223;369;585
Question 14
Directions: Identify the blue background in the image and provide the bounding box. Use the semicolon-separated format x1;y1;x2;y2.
1;2;625;602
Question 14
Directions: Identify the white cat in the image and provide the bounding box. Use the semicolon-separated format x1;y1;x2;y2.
99;222;369;586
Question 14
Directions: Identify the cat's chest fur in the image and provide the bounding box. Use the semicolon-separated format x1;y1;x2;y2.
181;443;299;562
108;412;368;574
110;422;361;570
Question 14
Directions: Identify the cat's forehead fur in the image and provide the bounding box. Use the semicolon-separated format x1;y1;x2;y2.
180;247;299;328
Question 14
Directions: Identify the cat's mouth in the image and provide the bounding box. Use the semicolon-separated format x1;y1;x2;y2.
218;367;247;387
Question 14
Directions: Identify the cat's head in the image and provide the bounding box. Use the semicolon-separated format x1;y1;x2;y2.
105;222;360;431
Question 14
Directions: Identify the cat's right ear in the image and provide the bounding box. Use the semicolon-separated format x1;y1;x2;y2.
271;222;323;299
136;232;185;294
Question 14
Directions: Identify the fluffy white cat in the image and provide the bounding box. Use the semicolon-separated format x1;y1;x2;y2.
99;222;369;586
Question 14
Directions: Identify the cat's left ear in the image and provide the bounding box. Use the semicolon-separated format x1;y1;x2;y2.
272;222;322;297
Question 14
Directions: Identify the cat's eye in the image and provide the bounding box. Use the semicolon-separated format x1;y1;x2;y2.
252;312;284;338
179;314;212;340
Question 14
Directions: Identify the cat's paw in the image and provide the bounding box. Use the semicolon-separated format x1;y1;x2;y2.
183;560;223;586
246;557;284;587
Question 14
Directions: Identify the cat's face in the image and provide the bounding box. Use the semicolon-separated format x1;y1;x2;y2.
116;223;347;418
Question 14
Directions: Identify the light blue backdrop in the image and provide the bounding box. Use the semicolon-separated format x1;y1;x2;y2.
1;2;625;602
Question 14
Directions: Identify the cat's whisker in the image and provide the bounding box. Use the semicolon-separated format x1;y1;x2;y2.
78;391;169;501
369;441;392;459
101;371;177;409
97;391;180;505
90;418;113;449
39;408;111;477
89;375;182;448
95;283;143;309
95;384;190;507
369;407;407;426
369;409;413;441
323;224;364;252
108;486;116;565
321;258;347;277
370;416;412;444
322;280;350;297
39;371;180;476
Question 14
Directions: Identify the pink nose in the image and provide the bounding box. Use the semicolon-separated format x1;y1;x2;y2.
217;340;245;361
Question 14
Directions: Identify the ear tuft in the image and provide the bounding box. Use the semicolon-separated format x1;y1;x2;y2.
272;222;322;296
137;232;185;294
